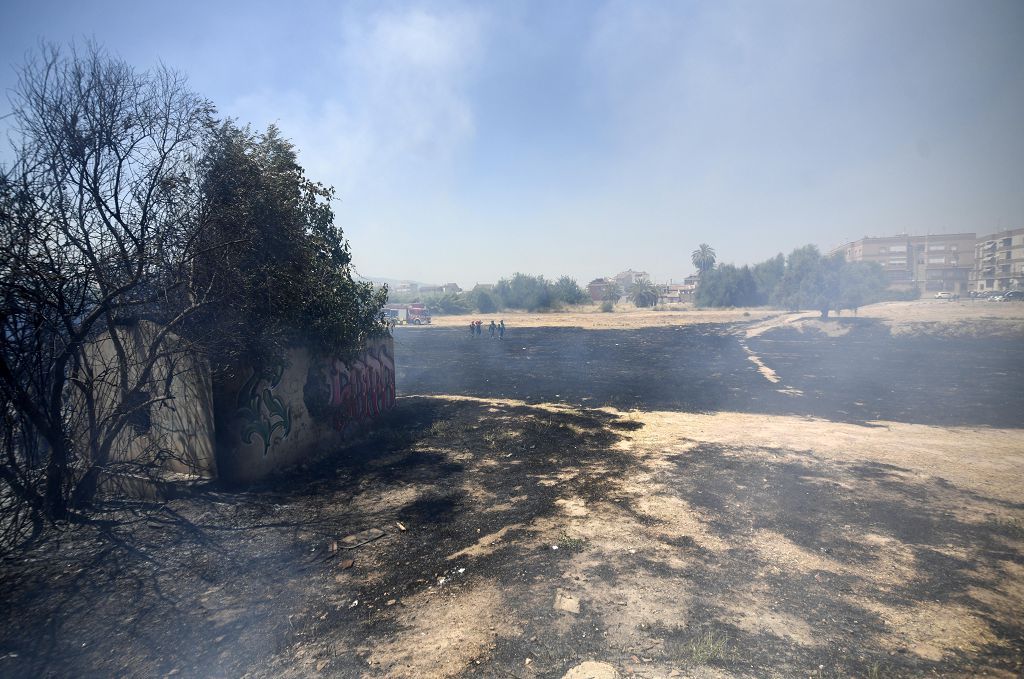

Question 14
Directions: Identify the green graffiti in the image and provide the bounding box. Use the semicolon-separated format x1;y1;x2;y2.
236;364;292;456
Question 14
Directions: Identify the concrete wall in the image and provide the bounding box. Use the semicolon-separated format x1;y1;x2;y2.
76;322;218;480
74;325;394;488
213;337;395;484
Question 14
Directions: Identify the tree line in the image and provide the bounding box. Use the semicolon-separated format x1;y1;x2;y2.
391;273;590;314
694;244;904;316
395;273;669;314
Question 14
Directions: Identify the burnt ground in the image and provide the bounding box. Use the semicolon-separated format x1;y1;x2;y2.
393;320;1024;428
0;318;1022;678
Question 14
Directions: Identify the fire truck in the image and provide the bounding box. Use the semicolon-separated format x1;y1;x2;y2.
384;303;432;325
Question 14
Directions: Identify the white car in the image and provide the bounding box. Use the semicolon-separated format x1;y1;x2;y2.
934;292;953;300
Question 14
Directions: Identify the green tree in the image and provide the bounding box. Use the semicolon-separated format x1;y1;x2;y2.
424;293;472;315
752;253;785;303
468;285;498;313
553;276;587;305
494;273;556;311
602;282;623;303
773;246;888;318
773;245;825;311
190;122;387;372
838;261;887;315
694;265;760;308
691;243;717;277
0;44;387;529
628;278;660;308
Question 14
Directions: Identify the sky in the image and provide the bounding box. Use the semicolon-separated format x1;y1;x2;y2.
2;0;1023;287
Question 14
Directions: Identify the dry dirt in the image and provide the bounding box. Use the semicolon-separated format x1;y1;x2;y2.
427;298;1024;336
1;310;1022;678
428;305;781;329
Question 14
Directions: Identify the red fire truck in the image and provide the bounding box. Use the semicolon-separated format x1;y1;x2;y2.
384;303;432;325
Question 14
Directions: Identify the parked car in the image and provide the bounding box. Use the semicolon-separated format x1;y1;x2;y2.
989;294;1005;302
934;291;953;300
1002;290;1023;301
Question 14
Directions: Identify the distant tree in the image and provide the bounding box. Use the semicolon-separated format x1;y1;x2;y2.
694;265;760;308
494;273;556;311
691;244;717;277
838;261;887;315
468;285;498;313
602;282;623;303
553;276;587;305
773;245;827;312
424;293;472;315
692;246;889;315
773;246;889;318
628;278;660;308
752;253;785;303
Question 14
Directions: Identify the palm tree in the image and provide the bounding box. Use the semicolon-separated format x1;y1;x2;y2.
691;243;717;277
602;282;623;303
628;278;660;308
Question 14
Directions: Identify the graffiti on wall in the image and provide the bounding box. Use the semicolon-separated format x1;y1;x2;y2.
236;363;292;456
303;341;396;436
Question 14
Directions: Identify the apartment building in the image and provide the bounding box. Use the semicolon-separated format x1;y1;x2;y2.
972;228;1024;292
829;233;975;294
612;269;650;290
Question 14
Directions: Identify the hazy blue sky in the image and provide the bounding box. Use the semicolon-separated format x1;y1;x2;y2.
3;0;1022;286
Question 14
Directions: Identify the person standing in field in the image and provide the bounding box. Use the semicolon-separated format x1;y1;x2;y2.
488;320;496;338
499;320;505;340
469;320;476;337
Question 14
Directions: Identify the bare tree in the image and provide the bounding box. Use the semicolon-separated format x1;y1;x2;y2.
0;43;215;523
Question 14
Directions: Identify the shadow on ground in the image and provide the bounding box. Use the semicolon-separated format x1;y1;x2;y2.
1;396;1021;678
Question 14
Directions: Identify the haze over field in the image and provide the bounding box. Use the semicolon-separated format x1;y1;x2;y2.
2;0;1023;287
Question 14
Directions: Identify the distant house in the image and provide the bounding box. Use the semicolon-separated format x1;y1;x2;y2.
657;284;686;304
392;281;418;295
657;277;698;305
586;278;613;302
419;282;463;295
613;269;650;291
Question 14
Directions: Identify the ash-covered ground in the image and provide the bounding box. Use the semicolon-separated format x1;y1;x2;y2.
1;318;1022;678
394;320;1024;427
